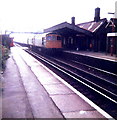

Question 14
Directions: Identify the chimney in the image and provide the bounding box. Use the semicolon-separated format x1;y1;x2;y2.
71;17;75;25
94;7;100;22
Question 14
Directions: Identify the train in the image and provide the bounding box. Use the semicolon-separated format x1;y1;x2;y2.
16;32;63;55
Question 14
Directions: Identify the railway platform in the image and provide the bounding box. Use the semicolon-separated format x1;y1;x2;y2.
63;50;117;75
1;46;112;119
64;50;117;62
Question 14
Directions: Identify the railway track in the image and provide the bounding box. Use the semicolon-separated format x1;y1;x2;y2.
52;57;117;100
25;49;117;119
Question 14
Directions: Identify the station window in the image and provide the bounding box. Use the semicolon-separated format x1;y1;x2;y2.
71;38;73;44
68;37;73;44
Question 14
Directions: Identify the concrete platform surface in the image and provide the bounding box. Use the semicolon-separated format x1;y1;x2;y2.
2;47;64;118
2;46;110;119
65;50;117;62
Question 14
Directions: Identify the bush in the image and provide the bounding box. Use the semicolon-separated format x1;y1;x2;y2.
0;44;10;72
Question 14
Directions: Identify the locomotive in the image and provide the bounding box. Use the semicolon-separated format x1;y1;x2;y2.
19;32;63;54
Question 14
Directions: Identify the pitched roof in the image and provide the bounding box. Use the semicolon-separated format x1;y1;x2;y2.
106;18;117;28
77;18;107;33
44;22;93;36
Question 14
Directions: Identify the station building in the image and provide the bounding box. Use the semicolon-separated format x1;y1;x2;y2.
106;18;117;56
77;8;107;52
44;8;117;56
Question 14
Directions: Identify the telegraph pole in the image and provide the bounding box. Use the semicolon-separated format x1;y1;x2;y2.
0;31;2;71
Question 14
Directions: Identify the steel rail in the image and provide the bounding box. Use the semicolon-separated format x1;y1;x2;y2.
53;57;117;86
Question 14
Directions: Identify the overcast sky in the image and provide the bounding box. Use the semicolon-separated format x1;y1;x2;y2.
0;0;116;33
